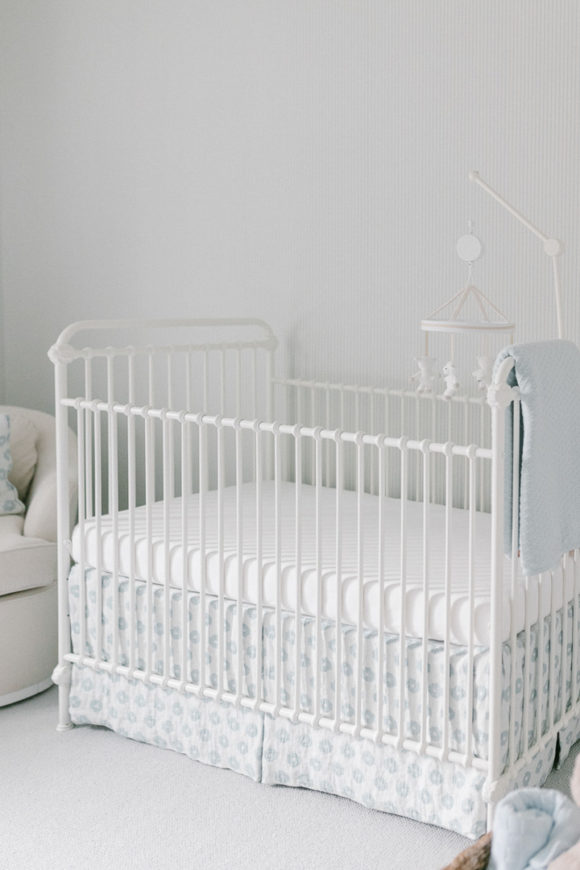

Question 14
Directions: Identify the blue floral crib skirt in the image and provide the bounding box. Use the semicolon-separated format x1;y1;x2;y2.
66;566;574;838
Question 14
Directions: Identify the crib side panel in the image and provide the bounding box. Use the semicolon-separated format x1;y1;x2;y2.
273;377;492;510
55;323;498;780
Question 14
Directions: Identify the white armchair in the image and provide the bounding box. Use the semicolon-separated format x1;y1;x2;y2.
0;407;77;706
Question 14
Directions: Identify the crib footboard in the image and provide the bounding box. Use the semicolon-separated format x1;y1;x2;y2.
485;361;580;823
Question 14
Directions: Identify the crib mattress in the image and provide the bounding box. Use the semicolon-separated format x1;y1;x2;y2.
71;482;572;646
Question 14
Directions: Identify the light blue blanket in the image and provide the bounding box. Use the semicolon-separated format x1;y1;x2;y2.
489;787;580;870
495;340;580;576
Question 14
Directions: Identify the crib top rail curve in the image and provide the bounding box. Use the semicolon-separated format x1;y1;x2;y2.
48;317;278;363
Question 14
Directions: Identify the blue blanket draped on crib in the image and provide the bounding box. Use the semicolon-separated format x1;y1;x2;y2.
495;340;580;577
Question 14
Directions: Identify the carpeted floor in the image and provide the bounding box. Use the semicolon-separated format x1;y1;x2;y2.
1;687;578;870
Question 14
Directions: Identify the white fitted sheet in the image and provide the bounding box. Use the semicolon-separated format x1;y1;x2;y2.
71;481;571;645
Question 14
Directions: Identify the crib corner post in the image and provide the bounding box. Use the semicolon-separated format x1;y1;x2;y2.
485;363;515;810
48;340;74;732
265;339;277;477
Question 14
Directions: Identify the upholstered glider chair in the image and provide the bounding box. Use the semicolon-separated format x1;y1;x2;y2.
0;407;77;706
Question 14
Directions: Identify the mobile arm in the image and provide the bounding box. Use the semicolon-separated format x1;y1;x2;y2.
469;170;563;340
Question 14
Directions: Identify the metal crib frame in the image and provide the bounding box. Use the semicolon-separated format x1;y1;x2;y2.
49;319;580;829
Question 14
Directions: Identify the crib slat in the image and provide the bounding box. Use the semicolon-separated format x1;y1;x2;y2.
217;423;225;699
550;569;557;729
334;438;343;732
384;394;390;495
294;433;303;720
107;357;120;672
180;418;190;688
167;352;175;500
370;390;376;493
414;395;420;502
76;406;87;662
430;396;436;505
220;348;226;416
523;575;532;756
354;435;365;738
479;402;485;512
83;358;93;519
144;350;155;681
442;445;453;761
162;414;171;684
203;350;209;412
420;443;430;752
465;449;476;763
509;396;521;764
538;574;546;740
376;443;385;744
127;352;137;674
310;387;316;482
461;396;470;510
274;428;282;716
574;554;580;707
185;351;193;412
313;432;322;727
254;426;263;710
148;350;155;407
236;348;242;418
198;422;207;694
144;415;155;682
325;389;331;488
235;423;244;702
399;393;404;440
251;348;257;418
398;440;408;748
94;409;103;666
562;555;569;724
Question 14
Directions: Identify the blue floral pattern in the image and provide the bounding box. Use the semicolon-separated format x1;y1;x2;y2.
0;415;24;515
70;666;264;781
261;716;488;838
67;567;571;838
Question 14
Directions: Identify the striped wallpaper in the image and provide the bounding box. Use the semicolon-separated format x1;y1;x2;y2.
0;0;578;408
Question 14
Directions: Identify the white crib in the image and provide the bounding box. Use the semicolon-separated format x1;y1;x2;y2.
50;319;580;839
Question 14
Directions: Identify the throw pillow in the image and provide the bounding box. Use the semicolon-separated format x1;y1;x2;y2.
4;409;38;500
0;415;25;515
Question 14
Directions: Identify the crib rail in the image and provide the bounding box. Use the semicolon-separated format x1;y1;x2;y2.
273;376;491;510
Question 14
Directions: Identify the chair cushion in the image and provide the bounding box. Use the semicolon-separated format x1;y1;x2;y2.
0;515;57;595
0;416;25;515
6;410;39;501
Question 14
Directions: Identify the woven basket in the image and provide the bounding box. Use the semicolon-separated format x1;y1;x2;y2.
442;832;492;870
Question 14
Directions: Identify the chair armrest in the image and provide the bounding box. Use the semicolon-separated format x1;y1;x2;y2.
23;414;77;543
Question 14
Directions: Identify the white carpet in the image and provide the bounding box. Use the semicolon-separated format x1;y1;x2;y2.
0;687;578;870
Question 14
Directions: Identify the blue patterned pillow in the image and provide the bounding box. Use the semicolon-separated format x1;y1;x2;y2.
0;415;25;515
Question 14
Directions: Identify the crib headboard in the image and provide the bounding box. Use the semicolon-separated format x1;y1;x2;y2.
49;319;278;510
51;318;277;416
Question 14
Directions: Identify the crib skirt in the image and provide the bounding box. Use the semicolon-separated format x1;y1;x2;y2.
67;566;573;838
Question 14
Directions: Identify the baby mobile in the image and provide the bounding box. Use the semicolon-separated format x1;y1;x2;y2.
412;220;514;398
411;171;564;398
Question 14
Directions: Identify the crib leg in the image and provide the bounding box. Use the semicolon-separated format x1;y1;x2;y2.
52;663;74;731
486;799;496;832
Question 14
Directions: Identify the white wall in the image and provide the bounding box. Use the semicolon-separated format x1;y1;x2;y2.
0;0;579;412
